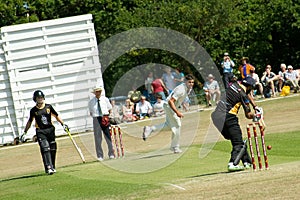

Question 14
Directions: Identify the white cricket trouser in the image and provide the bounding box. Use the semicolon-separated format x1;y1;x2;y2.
151;104;181;149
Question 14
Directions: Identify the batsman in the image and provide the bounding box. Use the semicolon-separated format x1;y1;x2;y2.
211;77;263;172
22;90;69;175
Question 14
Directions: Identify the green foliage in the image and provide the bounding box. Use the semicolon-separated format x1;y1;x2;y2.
1;0;300;96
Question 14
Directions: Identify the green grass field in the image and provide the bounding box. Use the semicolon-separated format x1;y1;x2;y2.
1;95;300;200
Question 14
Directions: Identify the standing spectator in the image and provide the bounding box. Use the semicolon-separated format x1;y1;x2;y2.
221;52;235;89
22;90;68;175
88;87;114;161
135;95;153;120
285;65;300;93
211;77;261;172
142;74;195;153
109;99;122;125
144;72;154;101
203;74;221;106
173;68;185;86
238;57;254;79
153;94;166;117
122;99;136;122
162;67;176;94
278;63;287;92
250;68;264;99
151;75;168;100
261;65;278;97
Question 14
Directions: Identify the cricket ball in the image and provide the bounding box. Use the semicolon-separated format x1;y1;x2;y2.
267;145;272;150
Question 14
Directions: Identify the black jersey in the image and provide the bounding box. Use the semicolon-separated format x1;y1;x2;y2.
216;82;251;115
29;104;58;129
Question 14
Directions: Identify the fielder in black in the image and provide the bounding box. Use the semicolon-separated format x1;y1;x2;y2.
211;77;263;172
22;90;68;175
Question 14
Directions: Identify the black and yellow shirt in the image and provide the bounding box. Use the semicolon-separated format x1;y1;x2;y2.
29;104;58;129
217;82;251;115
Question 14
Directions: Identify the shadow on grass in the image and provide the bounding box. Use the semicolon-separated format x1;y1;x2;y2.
187;171;230;178
0;173;45;182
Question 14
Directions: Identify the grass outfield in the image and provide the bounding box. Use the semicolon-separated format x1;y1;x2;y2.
0;95;300;199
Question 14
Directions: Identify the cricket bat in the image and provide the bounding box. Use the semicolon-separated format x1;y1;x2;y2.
65;129;86;163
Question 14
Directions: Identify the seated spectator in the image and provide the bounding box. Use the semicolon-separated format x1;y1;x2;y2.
203;74;220;106
261;65;278;97
153;94;166;117
285;65;300;93
135;95;153;120
122;99;136;122
278;63;287;92
109;100;122;125
250;68;264;99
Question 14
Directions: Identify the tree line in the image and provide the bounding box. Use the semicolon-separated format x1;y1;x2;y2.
1;0;299;96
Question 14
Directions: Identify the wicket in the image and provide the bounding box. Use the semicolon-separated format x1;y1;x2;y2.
109;125;125;158
246;122;269;171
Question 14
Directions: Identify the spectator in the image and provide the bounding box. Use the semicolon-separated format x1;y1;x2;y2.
203;74;221;106
151;75;168;100
162;67;176;94
285;65;300;93
221;52;235;89
238;57;254;79
278;63;287;92
88;87;114;161
153;94;166;117
173;68;185;86
122;99;136;122
109;99;122;125
250;67;264;99
135;95;153;120
261;65;278;97
144;72;154;101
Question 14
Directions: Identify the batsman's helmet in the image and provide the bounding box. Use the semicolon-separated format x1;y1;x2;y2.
33;90;45;102
241;77;256;89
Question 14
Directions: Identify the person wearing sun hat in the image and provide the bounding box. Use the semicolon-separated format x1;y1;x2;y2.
285;65;300;93
88;86;114;161
238;57;255;80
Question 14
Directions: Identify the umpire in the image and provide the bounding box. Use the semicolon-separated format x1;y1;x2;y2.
22;90;68;175
211;77;262;172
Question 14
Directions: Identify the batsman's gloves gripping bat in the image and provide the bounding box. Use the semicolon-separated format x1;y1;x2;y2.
62;124;69;132
253;107;263;122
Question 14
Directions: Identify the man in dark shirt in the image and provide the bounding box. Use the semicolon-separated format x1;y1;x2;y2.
22;90;68;175
211;77;262;172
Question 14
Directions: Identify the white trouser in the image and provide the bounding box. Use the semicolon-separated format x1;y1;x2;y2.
151;104;181;149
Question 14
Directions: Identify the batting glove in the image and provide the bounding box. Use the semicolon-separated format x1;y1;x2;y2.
62;124;69;132
254;106;263;115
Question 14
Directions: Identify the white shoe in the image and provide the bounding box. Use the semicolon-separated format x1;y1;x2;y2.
170;147;182;154
228;162;245;172
47;168;55;175
109;155;115;159
97;157;104;162
142;126;152;141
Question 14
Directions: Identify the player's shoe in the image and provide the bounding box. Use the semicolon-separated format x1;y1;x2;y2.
142;126;152;141
109;155;115;159
97;157;104;162
170;147;182;154
228;162;245;172
244;162;252;169
47;168;55;175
